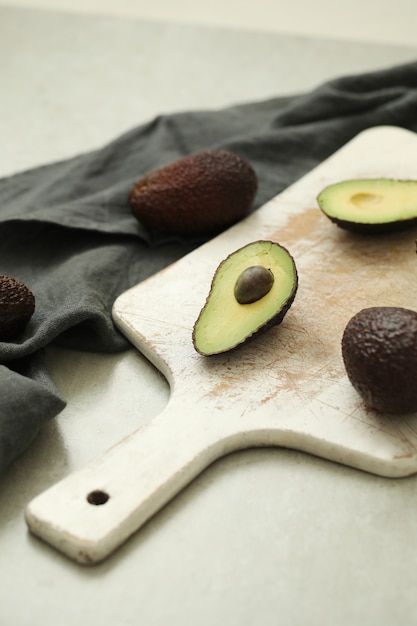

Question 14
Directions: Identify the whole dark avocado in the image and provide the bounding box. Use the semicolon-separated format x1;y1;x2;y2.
317;178;417;233
129;149;258;237
0;275;35;341
341;306;417;414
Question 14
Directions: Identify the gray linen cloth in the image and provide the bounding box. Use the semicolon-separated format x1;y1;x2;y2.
1;61;417;473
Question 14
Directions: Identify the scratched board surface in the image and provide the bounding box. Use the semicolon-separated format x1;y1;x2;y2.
26;126;417;565
114;126;417;477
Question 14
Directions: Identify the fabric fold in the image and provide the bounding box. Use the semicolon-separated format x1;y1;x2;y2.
1;60;417;473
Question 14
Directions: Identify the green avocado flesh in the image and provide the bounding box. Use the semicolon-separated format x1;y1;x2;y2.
192;240;298;356
317;178;417;232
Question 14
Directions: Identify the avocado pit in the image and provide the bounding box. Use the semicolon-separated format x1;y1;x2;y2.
234;265;274;304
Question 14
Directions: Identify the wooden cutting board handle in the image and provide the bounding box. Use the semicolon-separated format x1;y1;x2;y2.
25;398;256;564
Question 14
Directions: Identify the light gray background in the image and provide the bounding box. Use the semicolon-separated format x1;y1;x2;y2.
2;4;417;625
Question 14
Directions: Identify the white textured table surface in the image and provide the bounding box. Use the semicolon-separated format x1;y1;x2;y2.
2;4;417;625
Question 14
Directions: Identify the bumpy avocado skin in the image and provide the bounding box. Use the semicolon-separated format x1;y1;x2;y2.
342;307;417;414
129;150;258;237
324;215;417;235
0;275;35;341
192;240;298;356
317;178;417;234
326;216;417;234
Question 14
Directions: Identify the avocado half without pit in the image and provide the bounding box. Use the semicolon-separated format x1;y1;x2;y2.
317;178;417;233
192;240;298;356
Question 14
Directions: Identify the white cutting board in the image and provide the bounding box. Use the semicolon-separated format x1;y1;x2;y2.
26;126;417;565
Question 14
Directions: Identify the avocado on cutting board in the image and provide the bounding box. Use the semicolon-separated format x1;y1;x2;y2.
26;125;417;565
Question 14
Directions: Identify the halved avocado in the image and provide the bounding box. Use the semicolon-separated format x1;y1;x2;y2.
192;240;298;356
317;178;417;233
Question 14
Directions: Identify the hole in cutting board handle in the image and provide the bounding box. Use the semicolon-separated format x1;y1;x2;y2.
87;490;110;506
